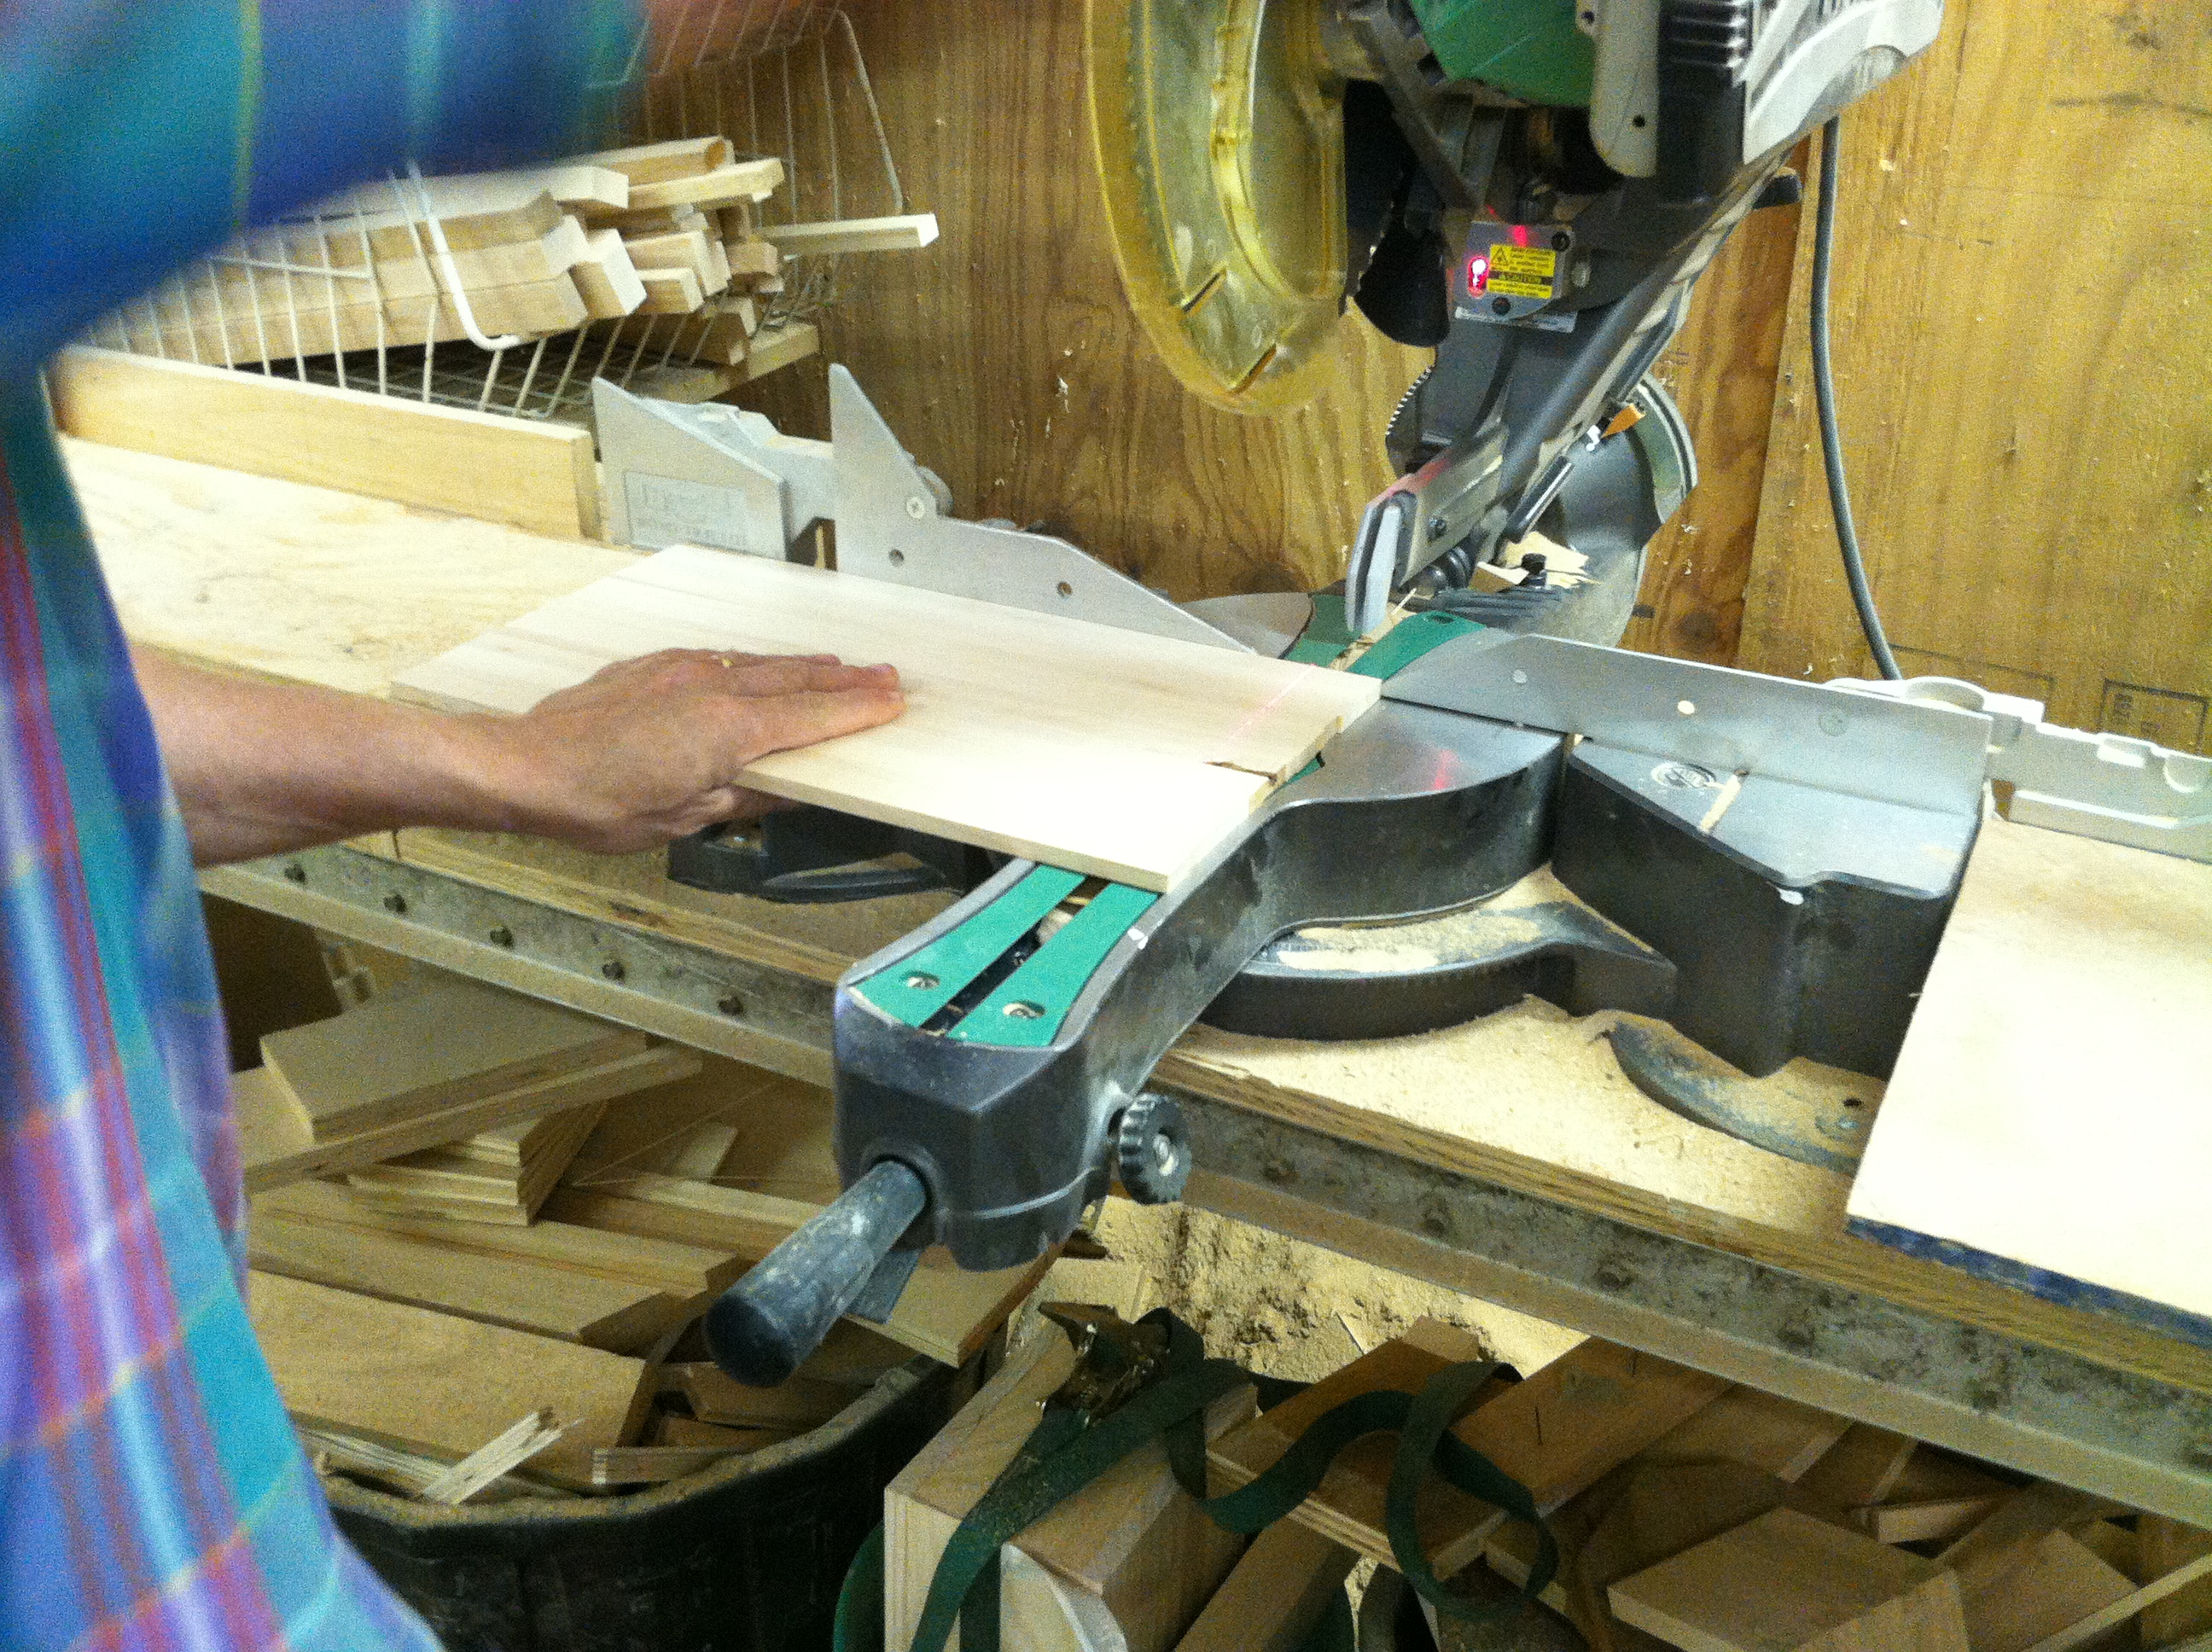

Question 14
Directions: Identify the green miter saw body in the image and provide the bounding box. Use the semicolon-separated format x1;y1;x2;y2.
1088;0;1941;638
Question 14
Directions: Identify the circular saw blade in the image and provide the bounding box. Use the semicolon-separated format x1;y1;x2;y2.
1086;0;1348;414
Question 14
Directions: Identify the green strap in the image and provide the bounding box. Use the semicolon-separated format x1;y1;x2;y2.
913;1313;1560;1650
833;1525;885;1652
909;1354;1252;1652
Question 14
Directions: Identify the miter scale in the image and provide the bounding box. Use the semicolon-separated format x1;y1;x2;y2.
590;0;2209;1385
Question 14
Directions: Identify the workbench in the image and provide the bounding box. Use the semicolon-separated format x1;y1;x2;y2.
79;436;2212;1530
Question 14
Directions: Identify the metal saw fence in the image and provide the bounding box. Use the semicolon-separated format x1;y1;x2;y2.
92;1;904;425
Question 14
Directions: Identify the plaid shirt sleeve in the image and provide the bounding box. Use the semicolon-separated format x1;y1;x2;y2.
0;5;637;1649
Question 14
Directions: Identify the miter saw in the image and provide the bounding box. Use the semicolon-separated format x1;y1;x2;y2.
588;0;2209;1386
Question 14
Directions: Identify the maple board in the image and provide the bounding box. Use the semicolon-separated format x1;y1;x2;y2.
391;547;1380;893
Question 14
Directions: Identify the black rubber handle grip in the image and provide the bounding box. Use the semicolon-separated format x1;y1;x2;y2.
703;1159;928;1387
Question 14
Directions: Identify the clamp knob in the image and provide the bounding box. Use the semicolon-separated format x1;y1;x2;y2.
1115;1092;1191;1206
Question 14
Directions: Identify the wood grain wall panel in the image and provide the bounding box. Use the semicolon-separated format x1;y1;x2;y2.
1739;0;2212;747
623;0;1790;627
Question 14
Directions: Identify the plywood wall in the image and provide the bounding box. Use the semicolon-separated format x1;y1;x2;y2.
1739;0;2212;751
634;0;1796;625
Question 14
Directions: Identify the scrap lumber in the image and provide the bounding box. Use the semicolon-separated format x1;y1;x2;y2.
1854;1493;2005;1545
249;1271;653;1491
887;1329;1251;1652
261;974;649;1141
1575;1463;1796;1593
253;1179;746;1300
416;1410;568;1504
2017;1544;2212;1652
391;547;1382;893
1210;1324;1726;1577
622;157;785;212
1608;1507;1970;1650
742;319;819;379
119;276;591;365
343;1100;605;1224
1954;1532;2134;1652
45;346;603;539
247;1199;687;1351
2143;1515;2212;1643
760;212;940;255
1792;1424;1918;1514
577;136;736;186
234;1043;698;1192
570;228;649;318
285;173;567;258
1636;1387;1849;1484
671;1362;853;1432
1171;1521;1356;1652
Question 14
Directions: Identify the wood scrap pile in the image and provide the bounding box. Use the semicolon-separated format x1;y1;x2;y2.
885;1316;2212;1652
109;136;932;396
241;968;1048;1502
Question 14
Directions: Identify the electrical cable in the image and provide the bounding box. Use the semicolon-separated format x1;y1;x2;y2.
1811;114;1903;680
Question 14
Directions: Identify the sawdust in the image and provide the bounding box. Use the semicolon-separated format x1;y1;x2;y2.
1017;1197;1585;1384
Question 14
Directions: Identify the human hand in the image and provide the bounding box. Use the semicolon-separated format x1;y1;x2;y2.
474;648;905;854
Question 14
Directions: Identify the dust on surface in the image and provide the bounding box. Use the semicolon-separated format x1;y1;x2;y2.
1016;1197;1584;1384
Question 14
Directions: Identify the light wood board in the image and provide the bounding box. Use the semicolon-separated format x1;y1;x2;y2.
46;348;601;540
1609;1507;1969;1651
248;1270;653;1490
391;546;1379;892
261;974;649;1141
1846;817;2212;1342
234;1045;698;1192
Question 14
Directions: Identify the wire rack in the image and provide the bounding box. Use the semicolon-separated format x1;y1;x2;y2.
97;2;904;426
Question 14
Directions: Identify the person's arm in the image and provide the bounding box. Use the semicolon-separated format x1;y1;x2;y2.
134;646;904;865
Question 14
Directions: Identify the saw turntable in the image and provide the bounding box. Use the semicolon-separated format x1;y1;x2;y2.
584;0;2209;1386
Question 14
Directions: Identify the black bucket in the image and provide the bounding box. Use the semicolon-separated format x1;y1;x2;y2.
327;1357;964;1652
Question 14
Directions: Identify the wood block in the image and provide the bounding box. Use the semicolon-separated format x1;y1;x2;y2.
247;1202;684;1351
1172;1520;1354;1652
1577;1462;1794;1591
591;1444;757;1486
47;347;602;540
131;273;591;365
887;1330;1251;1652
510;164;628;212
1636;1387;1850;1483
2013;1544;2212;1652
742;319;818;380
249;1271;652;1490
235;1044;699;1193
571;228;647;318
227;215;592;299
725;237;783;278
345;1098;603;1223
1208;1323;1516;1574
589;204;712;237
1936;1482;2128;1592
1853;1494;2003;1545
2144;1516;2212;1643
1793;1424;1918;1513
672;1362;853;1432
636;265;707;315
1608;1508;1969;1651
627;364;737;404
625;157;785;211
1955;1532;2134;1652
262;975;647;1141
654;1414;791;1451
578;136;735;186
1848;819;2212;1339
622;229;728;295
294;175;566;259
392;547;1382;893
760;213;940;256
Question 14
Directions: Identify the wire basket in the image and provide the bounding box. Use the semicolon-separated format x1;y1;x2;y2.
96;3;905;427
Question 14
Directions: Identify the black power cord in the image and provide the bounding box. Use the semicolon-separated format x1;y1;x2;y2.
1812;114;1903;680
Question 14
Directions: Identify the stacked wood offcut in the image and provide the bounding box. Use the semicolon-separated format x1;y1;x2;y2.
242;963;1048;1501
110;136;933;395
887;1317;2212;1652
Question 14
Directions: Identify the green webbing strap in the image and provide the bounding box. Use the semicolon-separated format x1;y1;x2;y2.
911;1313;1559;1650
834;1525;886;1652
909;1352;1252;1652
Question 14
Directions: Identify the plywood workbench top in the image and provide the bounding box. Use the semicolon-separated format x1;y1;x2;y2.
75;439;2212;1412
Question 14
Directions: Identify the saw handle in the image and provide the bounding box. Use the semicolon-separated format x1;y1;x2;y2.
704;1159;928;1387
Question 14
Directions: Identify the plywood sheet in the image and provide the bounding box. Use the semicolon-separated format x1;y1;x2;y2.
393;547;1379;892
1846;818;2212;1341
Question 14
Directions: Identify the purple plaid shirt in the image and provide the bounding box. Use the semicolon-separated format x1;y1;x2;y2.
0;5;634;1646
